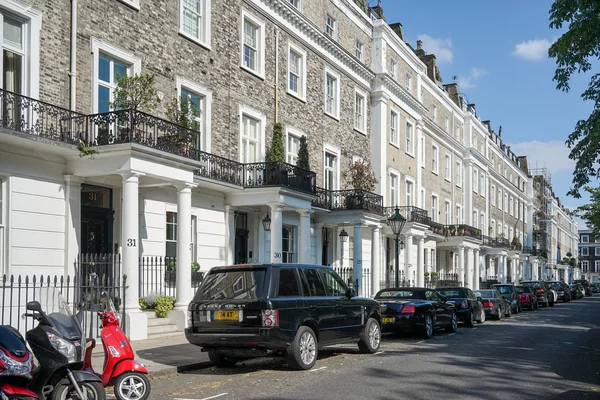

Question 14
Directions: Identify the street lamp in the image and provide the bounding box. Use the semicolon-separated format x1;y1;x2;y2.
386;207;407;287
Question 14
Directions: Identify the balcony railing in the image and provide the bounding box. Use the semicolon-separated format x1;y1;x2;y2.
427;219;445;236
384;206;429;225
244;162;316;194
441;224;482;239
0;88;83;144
311;188;384;214
481;235;510;248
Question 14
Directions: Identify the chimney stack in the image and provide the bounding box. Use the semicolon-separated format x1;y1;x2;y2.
388;23;404;41
417;40;423;50
444;83;460;107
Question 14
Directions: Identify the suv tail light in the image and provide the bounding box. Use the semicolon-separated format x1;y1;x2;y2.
400;305;416;314
262;309;279;327
482;301;494;307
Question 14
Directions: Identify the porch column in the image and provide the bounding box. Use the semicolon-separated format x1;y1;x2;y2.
353;223;364;296
269;203;283;263
404;234;413;283
64;175;85;276
174;183;193;310
499;255;506;284
458;246;465;286
121;172;147;340
224;205;235;265
432;249;436;273
314;223;323;265
474;249;480;289
416;236;424;287
466;248;473;288
371;225;381;295
298;209;311;263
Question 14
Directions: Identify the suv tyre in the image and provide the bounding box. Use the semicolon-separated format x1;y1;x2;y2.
287;326;318;370
358;317;381;352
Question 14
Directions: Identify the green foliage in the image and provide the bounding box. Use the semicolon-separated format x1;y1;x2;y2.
572;186;600;241
569;257;577;267
548;1;600;198
155;296;176;318
296;135;310;170
430;271;439;279
166;261;201;272
110;72;159;112
166;95;201;130
343;158;377;192
139;293;160;310
78;140;99;158
266;123;285;163
191;262;201;273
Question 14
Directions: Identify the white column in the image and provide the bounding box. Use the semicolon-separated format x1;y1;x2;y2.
257;211;266;262
416;121;424;207
315;223;323;265
175;184;193;310
64;175;84;276
466;249;473;287
121;172;147;340
458;246;465;286
500;255;507;284
353;223;363;296
404;235;413;284
371;93;389;196
269;204;283;263
371;225;381;295
474;249;480;289
298;209;311;263
224;205;235;265
416;237;424;287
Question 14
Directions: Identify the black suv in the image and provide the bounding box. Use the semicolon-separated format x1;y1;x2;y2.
490;284;522;313
186;263;382;370
519;280;554;307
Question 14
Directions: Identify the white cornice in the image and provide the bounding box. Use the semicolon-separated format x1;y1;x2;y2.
423;117;465;156
376;74;427;118
374;21;426;74
250;0;374;88
335;0;373;34
421;77;464;115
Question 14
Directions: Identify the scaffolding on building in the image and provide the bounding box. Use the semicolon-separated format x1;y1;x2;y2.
531;167;552;265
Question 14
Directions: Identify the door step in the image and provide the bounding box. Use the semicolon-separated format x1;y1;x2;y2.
143;311;181;339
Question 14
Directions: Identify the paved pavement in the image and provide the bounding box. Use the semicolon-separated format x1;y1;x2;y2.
136;294;600;400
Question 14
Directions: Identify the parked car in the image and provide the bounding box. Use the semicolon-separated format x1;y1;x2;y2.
375;287;457;339
436;287;485;327
547;281;571;303
474;289;511;319
574;279;593;297
590;283;599;293
490;284;521;313
568;284;581;299
185;263;382;370
519;280;554;307
573;283;586;299
515;286;539;310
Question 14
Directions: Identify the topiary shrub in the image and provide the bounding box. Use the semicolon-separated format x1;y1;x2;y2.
155;296;176;318
296;135;310;170
139;293;160;310
267;123;285;163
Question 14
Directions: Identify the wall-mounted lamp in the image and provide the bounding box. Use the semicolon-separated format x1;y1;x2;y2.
262;214;271;231
339;228;349;243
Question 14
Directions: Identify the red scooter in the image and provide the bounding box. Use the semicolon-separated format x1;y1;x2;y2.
82;293;150;400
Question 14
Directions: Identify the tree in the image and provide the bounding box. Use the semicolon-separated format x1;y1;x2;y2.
110;72;159;113
343;158;377;192
573;186;600;240
166;95;201;130
296;135;310;170
267;122;285;163
548;1;600;198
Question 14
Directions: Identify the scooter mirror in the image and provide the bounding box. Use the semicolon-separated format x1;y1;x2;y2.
26;301;42;313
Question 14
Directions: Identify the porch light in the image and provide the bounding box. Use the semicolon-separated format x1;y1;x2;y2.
339;228;349;243
400;241;405;251
262;214;271;231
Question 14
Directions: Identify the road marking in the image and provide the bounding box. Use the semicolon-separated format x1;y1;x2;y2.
175;394;228;400
416;340;425;344
375;351;385;354
311;366;327;371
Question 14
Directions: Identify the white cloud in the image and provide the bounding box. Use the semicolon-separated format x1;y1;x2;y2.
416;34;453;63
512;39;552;61
457;67;488;89
508;140;574;176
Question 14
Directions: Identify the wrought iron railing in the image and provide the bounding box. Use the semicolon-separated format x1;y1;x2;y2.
244;161;316;194
441;224;482;239
311;188;385;214
312;186;332;209
0;88;83;144
194;152;244;186
481;235;510;248
384;206;429;224
427;218;445;236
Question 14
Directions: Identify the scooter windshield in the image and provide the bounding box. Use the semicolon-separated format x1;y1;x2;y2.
97;291;117;314
41;289;83;341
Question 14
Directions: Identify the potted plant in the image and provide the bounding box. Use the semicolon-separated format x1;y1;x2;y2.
449;225;457;236
165;94;201;155
265;122;288;185
488;226;493;235
342;158;377;210
458;224;467;235
431;271;439;280
424;272;430;280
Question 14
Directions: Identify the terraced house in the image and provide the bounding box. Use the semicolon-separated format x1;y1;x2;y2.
0;0;580;340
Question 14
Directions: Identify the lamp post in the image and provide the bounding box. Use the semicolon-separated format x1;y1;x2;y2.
386;207;407;287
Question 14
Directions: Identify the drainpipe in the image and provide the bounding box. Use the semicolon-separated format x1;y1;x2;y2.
69;0;77;111
274;27;279;123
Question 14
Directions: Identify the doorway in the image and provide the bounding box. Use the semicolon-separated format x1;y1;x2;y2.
234;212;248;264
81;185;114;255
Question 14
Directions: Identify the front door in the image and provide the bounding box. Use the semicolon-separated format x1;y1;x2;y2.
235;230;248;264
80;184;114;255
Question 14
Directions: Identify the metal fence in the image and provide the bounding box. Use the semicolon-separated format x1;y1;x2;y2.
333;266;372;298
139;256;204;299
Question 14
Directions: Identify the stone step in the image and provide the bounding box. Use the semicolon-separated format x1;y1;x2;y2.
147;322;179;335
146;331;183;340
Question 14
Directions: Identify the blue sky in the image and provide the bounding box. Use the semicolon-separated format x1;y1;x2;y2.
380;0;593;227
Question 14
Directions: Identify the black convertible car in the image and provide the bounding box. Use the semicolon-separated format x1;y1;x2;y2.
474;289;511;319
374;287;457;339
436;287;485;327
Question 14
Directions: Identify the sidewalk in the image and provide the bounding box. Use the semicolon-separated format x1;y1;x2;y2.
90;333;211;378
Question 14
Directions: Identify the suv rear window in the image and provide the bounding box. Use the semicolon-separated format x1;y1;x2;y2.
194;268;267;300
278;268;301;297
493;285;513;294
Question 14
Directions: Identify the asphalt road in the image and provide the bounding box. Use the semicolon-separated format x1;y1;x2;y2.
143;294;600;400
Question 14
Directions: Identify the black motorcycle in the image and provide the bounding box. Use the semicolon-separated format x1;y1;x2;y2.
23;289;105;400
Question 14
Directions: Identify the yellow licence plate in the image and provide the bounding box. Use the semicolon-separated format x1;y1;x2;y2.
382;317;394;324
213;310;239;321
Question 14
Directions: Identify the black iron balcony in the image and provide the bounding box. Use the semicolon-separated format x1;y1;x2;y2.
384;206;429;225
0;88;83;145
243;162;316;194
442;224;482;239
522;246;534;254
481;235;511;248
194;152;244;186
426;219;445;236
311;188;384;214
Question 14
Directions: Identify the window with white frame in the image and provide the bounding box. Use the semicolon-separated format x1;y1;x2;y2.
473;210;478;228
355;39;364;62
444;115;449;132
432;145;438;174
389;172;398;206
324;151;338;190
582;247;589;256
420;136;425;169
509;196;513;216
498;188;502;209
444;200;451;224
354;89;367;133
180;0;211;47
490;219;495;236
325;14;336;39
289;0;301;8
389;110;399;146
473;168;478;193
509;227;513;241
455;126;461;141
504;225;508;238
406;73;412;92
595;260;600;273
479;173;485;196
480;213;485;232
405;121;414;154
166;211;178;258
444;154;451;181
497;222;502;237
288;43;306;100
473;135;478;151
432;103;437;121
504;193;508;212
390;58;397;79
581;260;589;271
176;76;211;151
286;129;301;165
491;185;496;205
582;235;589;243
240;113;260;163
455;161;462;186
595;247;600;256
455;205;462;224
405;180;414;207
2;12;27;95
241;11;265;77
431;195;438;223
282;226;296;263
324;68;340;118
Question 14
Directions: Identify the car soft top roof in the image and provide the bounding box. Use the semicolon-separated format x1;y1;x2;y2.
209;263;334;272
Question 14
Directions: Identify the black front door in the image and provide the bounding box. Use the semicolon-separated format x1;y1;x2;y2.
235;230;248;264
81;208;114;254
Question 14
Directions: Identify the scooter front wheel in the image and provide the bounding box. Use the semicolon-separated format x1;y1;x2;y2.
114;372;151;400
53;381;105;400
